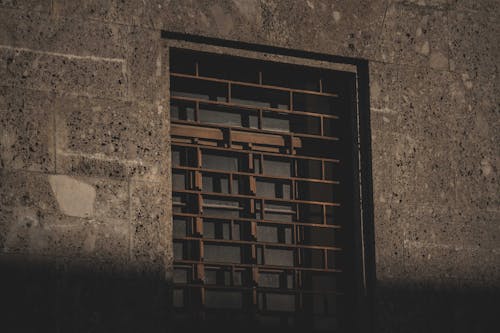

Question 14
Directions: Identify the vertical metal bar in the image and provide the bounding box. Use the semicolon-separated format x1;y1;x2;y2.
195;100;200;122
321;160;326;180
320;115;325;136
196;147;202;168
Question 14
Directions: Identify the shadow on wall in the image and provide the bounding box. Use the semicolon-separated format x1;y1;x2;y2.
1;258;499;333
375;280;499;333
0;257;170;333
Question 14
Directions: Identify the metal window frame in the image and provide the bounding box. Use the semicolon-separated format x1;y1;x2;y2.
163;31;375;333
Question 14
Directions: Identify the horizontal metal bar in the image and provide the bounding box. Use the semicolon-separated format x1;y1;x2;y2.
171;119;340;142
174;259;342;273
174;236;342;251
171;95;340;120
173;212;343;229
172;283;343;295
173;189;341;207
171;72;339;98
173;165;340;185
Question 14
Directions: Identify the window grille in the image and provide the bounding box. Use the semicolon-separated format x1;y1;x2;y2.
170;48;364;332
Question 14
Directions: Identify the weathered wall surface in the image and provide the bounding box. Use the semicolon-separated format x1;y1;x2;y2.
0;0;498;332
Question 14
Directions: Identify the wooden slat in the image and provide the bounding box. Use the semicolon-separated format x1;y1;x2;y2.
172;142;340;163
171;95;340;120
171;123;223;140
233;130;285;146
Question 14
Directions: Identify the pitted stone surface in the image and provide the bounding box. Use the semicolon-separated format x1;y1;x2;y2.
0;87;55;172
448;9;499;75
0;46;127;98
377;3;450;69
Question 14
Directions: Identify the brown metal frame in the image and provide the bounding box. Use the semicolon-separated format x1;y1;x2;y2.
168;43;374;332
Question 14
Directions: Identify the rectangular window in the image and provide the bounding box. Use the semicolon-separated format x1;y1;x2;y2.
169;46;370;332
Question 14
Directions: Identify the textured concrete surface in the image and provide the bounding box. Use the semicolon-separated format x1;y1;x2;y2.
0;0;498;332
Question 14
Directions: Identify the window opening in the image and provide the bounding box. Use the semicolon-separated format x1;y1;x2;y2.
170;48;363;332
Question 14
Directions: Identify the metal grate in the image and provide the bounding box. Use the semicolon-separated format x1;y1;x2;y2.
170;48;359;331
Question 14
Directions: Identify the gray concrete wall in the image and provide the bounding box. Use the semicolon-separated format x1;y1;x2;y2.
0;1;498;332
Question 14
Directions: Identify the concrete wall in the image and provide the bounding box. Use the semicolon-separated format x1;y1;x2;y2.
0;1;498;332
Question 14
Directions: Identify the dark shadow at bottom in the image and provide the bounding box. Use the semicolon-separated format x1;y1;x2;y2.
2;260;499;333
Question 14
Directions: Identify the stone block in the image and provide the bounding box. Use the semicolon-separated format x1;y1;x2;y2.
125;26;164;103
404;240;500;283
448;10;499;75
0;86;55;172
55;95;169;179
411;137;457;207
371;64;466;144
373;131;419;205
460;71;499;122
161;0;387;59
79;218;129;263
1;170;130;259
404;206;500;250
55;96;167;161
130;180;171;276
257;0;387;59
402;205;456;244
397;66;463;140
0;8;166;104
56;153;165;181
454;140;499;212
0;46;127;98
46;174;129;220
52;0;163;28
450;70;499;213
1;170;128;218
371;115;401;204
0;206;69;255
1;208;129;261
377;3;450;70
91;178;129;220
0;169;58;211
162;0;264;46
0;206;14;250
369;61;401;114
0;9;128;59
374;202;405;280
